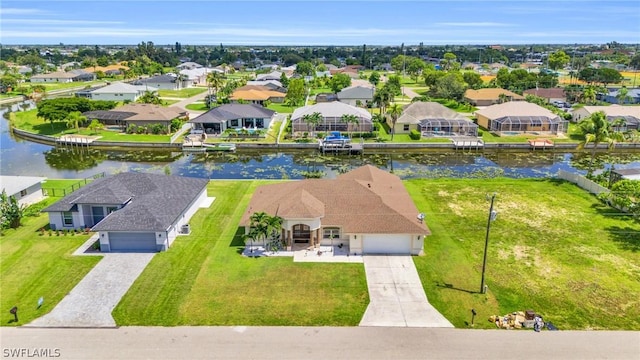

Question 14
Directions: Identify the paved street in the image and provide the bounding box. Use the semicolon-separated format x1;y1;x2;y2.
360;256;453;327
1;327;638;360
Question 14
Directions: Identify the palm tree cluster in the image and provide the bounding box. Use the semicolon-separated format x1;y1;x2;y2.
578;110;636;173
244;212;283;253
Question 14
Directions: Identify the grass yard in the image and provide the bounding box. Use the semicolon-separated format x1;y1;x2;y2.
113;181;368;326
0;200;101;326
185;102;209;111
405;178;640;330
266;103;295;113
157;87;207;98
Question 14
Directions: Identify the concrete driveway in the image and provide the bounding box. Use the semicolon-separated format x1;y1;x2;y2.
27;252;154;328
359;255;453;328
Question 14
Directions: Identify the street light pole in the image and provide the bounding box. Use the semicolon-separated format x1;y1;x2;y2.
480;193;497;294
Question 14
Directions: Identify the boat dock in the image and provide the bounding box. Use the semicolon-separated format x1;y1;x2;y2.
56;135;99;147
451;138;484;150
528;139;555;150
182;142;236;152
319;140;363;154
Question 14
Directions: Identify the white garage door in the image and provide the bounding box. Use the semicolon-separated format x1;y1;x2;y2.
109;232;157;252
363;234;411;254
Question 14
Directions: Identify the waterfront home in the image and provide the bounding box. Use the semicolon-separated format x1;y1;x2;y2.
83;103;186;133
572;105;640;130
189;103;275;135
240;165;429;255
475;102;567;136
394;102;478;137
291;101;373;133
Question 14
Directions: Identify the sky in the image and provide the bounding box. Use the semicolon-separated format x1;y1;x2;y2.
1;0;639;46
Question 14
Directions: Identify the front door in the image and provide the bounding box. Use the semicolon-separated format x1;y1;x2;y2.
91;207;105;226
292;224;310;243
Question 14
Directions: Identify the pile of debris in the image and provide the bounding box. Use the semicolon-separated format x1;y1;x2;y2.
489;310;554;331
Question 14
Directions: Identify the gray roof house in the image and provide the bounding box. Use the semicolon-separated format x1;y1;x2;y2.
132;74;183;90
176;62;204;70
291;101;373;133
256;71;283;81
81;82;156;102
0;175;47;206
189;103;275;134
394;102;478;137
337;85;375;107
42;173;210;252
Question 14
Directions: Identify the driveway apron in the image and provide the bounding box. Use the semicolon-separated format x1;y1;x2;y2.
359;255;453;328
27;253;155;328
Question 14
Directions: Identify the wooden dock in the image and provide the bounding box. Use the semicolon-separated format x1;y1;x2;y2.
528;139;554;150
451;138;484;150
56;135;99;147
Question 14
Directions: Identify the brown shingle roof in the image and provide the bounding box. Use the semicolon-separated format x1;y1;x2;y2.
240;165;429;235
464;88;524;101
475;101;559;119
523;88;566;99
114;103;186;121
230;85;285;101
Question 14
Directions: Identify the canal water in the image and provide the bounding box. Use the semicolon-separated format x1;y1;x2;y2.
2;102;640;180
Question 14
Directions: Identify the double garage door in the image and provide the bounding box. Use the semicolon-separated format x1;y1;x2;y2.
109;232;157;252
362;234;411;254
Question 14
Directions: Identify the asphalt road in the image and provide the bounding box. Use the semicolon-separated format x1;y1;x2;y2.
1;327;638;360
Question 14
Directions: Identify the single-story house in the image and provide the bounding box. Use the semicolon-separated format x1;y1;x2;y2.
176;62;204;70
315;93;339;103
602;88;640;105
189;103;275;134
337;85;375;107
256;71;283;81
464;88;525;106
0;176;47;206
42;173;209;252
84;103;186;133
240;165;429;255
572;105;640;130
610;168;640;184
132;74;182;90
82;82;157;102
394;102;478;137
229;85;286;105
523;87;567;103
475;101;567;135
291;101;373;133
245;80;286;93
30;71;79;83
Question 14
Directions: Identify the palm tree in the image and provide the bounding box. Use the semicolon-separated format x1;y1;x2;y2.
373;87;393;114
498;93;509;104
249;211;270;251
206;70;225;106
616;86;631;104
138;90;163;105
341;114;359;138
65;111;87;131
302;112;322;138
581;86;596;105
578;111;624;172
387;103;403;140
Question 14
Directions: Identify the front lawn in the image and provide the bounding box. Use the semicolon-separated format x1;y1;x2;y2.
406;178;640;330
113;181;368;326
185;102;209;111
0;202;100;326
157;87;207;98
266;103;295;113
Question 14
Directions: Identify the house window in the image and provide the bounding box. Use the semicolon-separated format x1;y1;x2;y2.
20;189;28;197
403;124;410;131
323;227;340;239
106;206;118;214
292;224;310;239
230;119;239;127
62;212;73;227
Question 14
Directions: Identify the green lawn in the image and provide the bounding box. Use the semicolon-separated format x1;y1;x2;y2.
39;81;107;92
266;103;296;113
113;181;368;326
157;87;207;98
185;102;209;111
406;178;640;330
0;201;101;326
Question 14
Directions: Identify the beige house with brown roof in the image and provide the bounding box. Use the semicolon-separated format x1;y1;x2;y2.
572;105;640;130
84;103;186;133
230;85;285;105
464;88;525;106
240;165;429;255
475;102;567;135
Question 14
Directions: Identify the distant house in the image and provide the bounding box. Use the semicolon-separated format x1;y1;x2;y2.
464;88;525;106
475;102;567;135
611;168;640;183
179;68;211;87
256;71;283;81
337;85;375;107
42;173;209;252
523;87;567;103
291;101;373;133
245;80;286;93
394;102;478;137
132;74;182;90
189;103;275;135
0;176;47;206
83;103;186;133
240;165;429;255
176;62;203;70
572;105;640;131
82;82;156;102
602;88;640;104
315;93;339;103
229;85;285;105
30;71;79;83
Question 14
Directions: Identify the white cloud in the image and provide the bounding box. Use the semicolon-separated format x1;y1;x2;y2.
0;8;50;15
2;19;124;25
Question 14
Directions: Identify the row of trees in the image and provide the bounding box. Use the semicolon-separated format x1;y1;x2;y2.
243;212;283;253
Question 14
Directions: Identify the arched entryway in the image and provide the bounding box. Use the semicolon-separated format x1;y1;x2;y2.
292;224;311;243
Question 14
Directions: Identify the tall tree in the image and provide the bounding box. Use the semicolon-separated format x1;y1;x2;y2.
578;111;624;172
206;70;225;106
547;50;570;70
441;52;457;71
285;78;306;107
387;103;403;140
329;73;352;93
65;111;87;131
138;90;163;105
616;86;631;104
302;112;322;138
341;114;360;138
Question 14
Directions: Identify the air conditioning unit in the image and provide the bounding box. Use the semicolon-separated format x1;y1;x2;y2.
181;224;191;234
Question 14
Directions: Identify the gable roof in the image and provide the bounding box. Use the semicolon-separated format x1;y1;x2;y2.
579;105;640;119
113;103;186;121
230;85;286;101
91;82;156;94
464;88;525;101
43;173;208;232
337;85;375;100
475;101;560;119
523;88;566;99
31;71;77;79
240;165;429;235
0;176;46;196
190;104;275;124
396;102;471;124
291;101;372;121
134;74;178;84
256;71;283;81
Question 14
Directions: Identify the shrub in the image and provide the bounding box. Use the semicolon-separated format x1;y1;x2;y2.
409;129;421;140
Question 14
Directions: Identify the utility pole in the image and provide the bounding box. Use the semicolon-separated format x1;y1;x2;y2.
480;193;497;294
